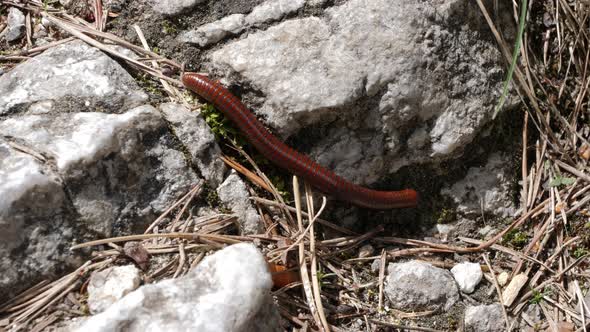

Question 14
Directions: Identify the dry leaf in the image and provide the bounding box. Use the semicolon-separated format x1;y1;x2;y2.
123;241;150;270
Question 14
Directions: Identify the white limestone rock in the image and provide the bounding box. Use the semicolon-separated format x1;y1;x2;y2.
451;262;483;294
0;106;201;299
75;243;280;332
209;0;509;184
0;138;73;301
6;8;25;42
245;0;305;27
88;265;142;314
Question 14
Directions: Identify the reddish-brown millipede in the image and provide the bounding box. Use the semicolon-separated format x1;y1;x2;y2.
182;73;418;209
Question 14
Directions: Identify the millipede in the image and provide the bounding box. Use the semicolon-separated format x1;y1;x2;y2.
182;73;418;209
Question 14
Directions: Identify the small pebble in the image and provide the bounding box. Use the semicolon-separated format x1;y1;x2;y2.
41;17;54;29
497;271;509;286
358;244;375;258
451;262;483;294
6;8;26;42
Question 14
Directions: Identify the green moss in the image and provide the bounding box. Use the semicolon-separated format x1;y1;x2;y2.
162;20;177;34
269;175;291;202
573;247;589;259
447;316;459;330
436;208;456;224
502;229;529;249
529;287;552;305
200;103;246;147
136;74;162;97
316;269;327;288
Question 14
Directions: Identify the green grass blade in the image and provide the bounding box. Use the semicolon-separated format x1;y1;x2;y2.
493;0;528;119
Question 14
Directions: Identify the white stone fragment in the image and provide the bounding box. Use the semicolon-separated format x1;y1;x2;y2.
502;273;528;306
358;244;375;258
88;265;141;314
497;271;509;287
6;8;25;42
245;0;305;26
451;262;483;294
178;14;246;47
0;107;156;173
75;243;280;332
150;0;206;16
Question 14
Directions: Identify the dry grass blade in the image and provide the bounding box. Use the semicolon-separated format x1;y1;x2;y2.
482;253;510;330
268;196;326;263
221;155;273;193
41;13;181;86
70;232;247;250
145;182;203;234
377;249;386;313
305;182;330;331
292;176;323;329
368;319;445;332
252;197;357;236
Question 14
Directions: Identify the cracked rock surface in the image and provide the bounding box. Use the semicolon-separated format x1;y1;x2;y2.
0;40;147;115
207;0;511;184
0;41;212;300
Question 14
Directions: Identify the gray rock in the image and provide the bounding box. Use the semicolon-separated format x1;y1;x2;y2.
434;224;455;242
75;243;280;332
217;171;263;235
464;304;505;332
0;40;147;114
149;0;205;16
209;0;509;183
88;265;141;314
41;17;55;29
0;105;199;227
451;262;482;293
370;259;381;273
160;103;225;186
177;0;304;48
441;153;516;218
0;138;77;301
6;8;25;42
210;16;357;137
245;0;305;27
519;304;542;331
0;106;201;299
478;225;496;239
385;260;459;312
178;14;246;47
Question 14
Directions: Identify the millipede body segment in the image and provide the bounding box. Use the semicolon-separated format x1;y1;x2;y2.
182;73;418;209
